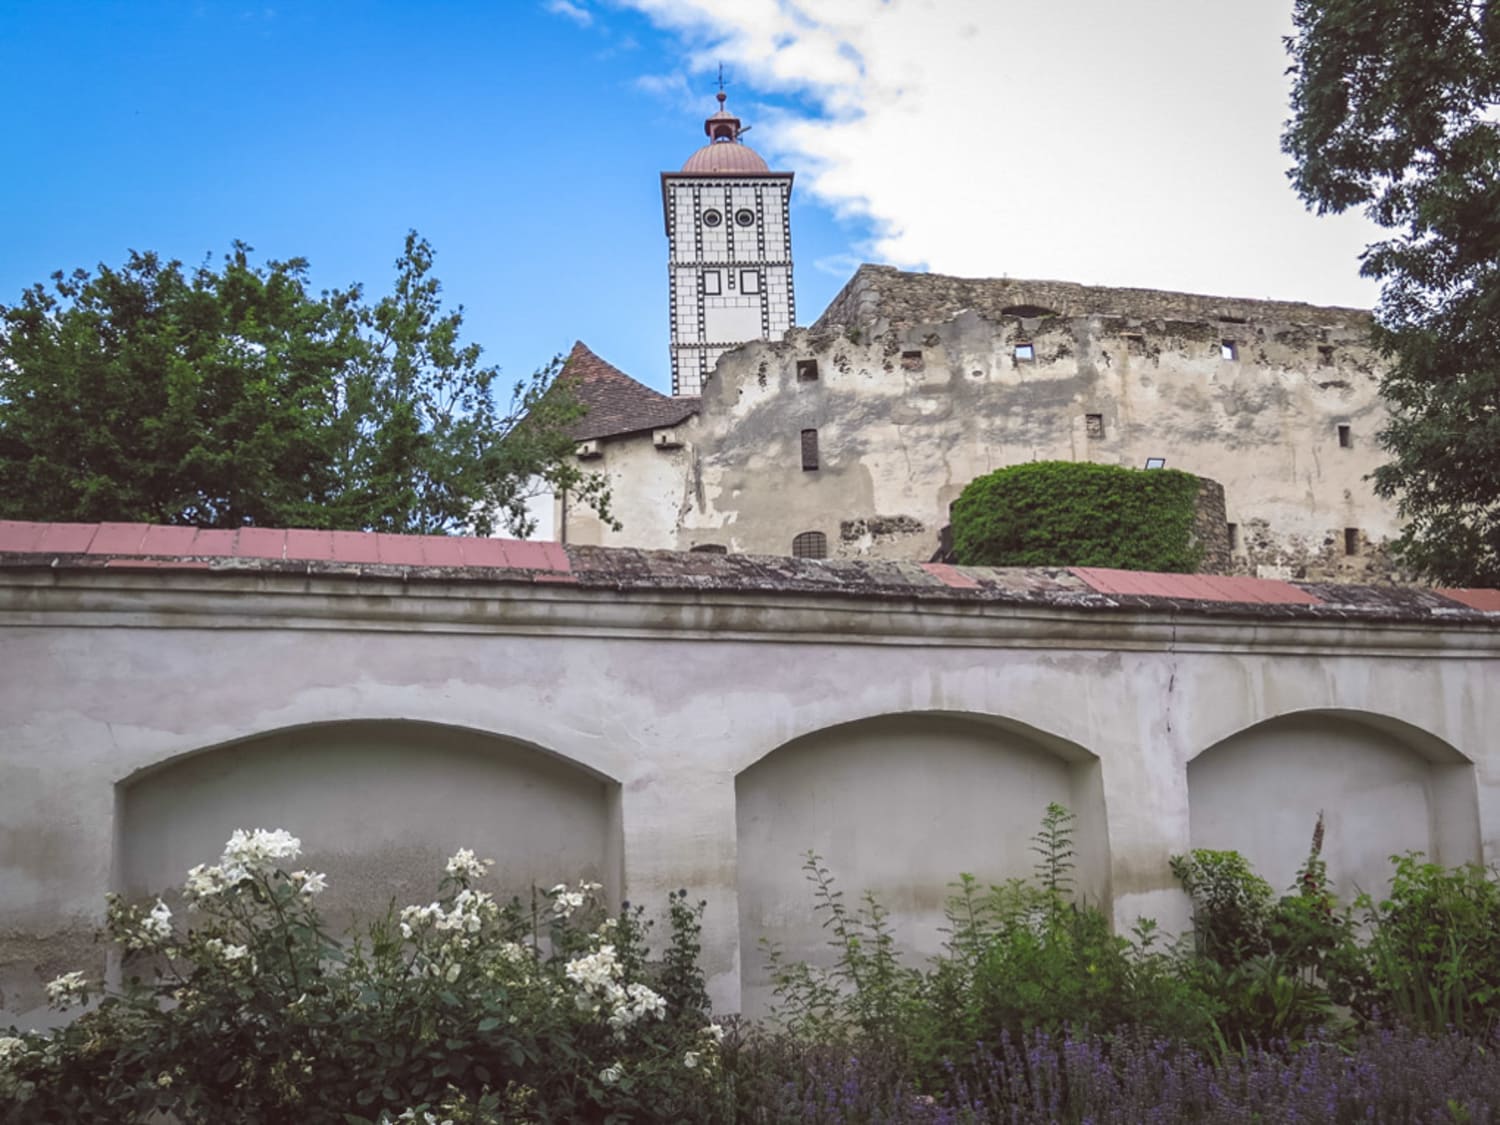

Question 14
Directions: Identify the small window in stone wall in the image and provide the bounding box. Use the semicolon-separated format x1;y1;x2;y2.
702;270;722;296
801;428;819;471
1220;340;1239;361
1227;522;1239;551
1337;423;1352;448
1318;344;1336;366
792;531;828;559
1014;343;1035;362
901;350;924;371
690;543;728;554
796;359;820;382
740;270;761;294
1085;413;1105;439
1344;527;1360;556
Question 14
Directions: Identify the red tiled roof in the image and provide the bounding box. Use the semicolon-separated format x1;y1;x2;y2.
562;341;698;442
1438;588;1500;613
0;520;571;575
1071;566;1324;606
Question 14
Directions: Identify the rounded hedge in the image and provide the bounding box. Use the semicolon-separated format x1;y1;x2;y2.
951;460;1204;572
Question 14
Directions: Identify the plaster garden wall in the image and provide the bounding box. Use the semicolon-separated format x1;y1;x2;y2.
2;545;1497;1026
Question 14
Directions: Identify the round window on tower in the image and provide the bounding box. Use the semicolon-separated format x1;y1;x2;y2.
735;208;755;227
702;209;723;227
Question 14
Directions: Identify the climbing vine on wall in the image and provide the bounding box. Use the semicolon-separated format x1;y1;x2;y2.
951;461;1203;572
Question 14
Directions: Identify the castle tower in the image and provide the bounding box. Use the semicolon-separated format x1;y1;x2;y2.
662;92;795;396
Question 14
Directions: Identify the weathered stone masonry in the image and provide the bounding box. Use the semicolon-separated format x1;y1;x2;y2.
568;264;1399;582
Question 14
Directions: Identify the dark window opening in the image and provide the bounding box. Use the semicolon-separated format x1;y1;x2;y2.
796;359;820;382
1014;343;1035;362
1337;423;1352;448
734;208;755;226
792;531;828;559
800;428;819;471
702;209;723;227
690;543;728;554
1318;345;1335;366
1220;340;1238;361
999;304;1060;318
1085;413;1105;439
1227;522;1239;551
901;350;924;371
1344;527;1360;556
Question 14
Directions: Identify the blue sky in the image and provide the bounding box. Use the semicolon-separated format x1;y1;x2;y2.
0;2;866;395
2;1;1383;398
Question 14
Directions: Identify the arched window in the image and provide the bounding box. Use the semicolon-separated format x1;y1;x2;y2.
791;531;827;559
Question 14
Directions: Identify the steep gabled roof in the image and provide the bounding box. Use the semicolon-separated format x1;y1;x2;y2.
561;341;699;442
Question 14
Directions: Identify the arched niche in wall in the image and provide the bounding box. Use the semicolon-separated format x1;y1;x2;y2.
733;711;1103;1017
1187;709;1479;899
117;720;620;928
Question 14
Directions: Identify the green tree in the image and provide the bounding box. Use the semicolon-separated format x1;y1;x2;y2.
1283;0;1500;584
0;232;608;537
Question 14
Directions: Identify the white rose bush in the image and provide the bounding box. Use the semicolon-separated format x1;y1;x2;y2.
0;830;724;1123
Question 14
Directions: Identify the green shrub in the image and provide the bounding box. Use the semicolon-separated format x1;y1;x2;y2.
1356;853;1500;1035
1173;816;1367;1051
0;832;724;1124
951;460;1204;571
767;805;1218;1084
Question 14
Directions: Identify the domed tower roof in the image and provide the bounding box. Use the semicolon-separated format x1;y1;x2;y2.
679;92;769;174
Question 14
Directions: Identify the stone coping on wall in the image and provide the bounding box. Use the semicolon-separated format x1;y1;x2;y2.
1;519;1497;627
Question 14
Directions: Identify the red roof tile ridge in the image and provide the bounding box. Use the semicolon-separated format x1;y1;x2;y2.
0;520;570;573
1070;566;1322;606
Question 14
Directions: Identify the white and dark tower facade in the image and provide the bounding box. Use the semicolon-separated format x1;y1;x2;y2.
662;93;795;396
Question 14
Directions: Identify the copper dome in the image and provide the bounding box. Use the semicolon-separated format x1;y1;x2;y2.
681;141;771;174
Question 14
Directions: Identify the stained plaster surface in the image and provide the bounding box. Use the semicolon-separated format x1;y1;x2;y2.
2;521;1499;1020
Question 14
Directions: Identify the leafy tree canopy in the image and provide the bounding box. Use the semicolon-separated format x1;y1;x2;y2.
1284;0;1500;584
950;461;1204;572
0;232;610;537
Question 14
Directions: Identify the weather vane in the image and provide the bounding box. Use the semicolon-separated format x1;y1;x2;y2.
717;63;727;96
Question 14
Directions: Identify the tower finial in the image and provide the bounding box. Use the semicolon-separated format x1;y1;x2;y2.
717;62;726;95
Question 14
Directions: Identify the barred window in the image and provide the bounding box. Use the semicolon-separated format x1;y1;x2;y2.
792;531;827;559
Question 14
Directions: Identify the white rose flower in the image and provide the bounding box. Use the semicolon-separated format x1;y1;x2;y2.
45;970;88;1010
683;1050;701;1069
444;848;493;881
0;1036;26;1065
142;899;173;940
292;870;327;895
599;1061;625;1086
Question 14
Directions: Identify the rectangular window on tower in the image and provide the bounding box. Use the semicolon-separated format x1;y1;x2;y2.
740;270;761;293
702;270;721;296
801;429;819;471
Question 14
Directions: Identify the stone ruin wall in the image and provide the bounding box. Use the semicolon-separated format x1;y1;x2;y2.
663;266;1402;581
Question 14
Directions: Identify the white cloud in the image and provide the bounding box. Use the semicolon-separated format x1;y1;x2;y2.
617;0;1383;308
546;0;594;27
